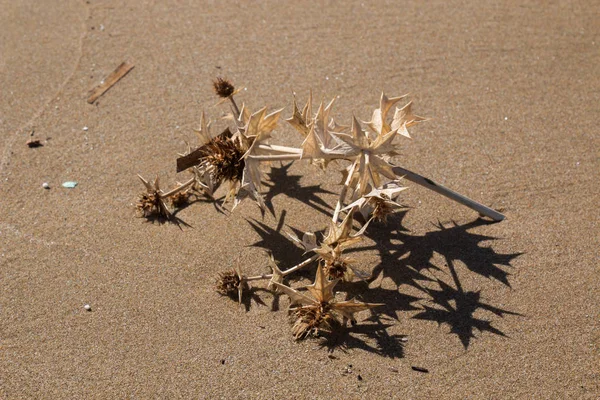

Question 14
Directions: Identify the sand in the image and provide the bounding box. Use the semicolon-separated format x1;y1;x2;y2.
1;0;598;398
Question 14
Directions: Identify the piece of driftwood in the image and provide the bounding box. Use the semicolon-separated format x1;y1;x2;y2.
87;61;134;104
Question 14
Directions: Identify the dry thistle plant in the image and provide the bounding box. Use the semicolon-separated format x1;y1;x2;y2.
136;78;505;341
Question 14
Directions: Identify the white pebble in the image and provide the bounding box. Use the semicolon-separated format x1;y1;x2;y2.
42;182;50;189
82;126;89;131
84;304;91;311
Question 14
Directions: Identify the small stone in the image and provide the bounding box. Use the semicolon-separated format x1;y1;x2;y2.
84;304;92;311
26;139;42;148
83;126;89;131
42;182;50;189
400;336;408;342
62;181;78;188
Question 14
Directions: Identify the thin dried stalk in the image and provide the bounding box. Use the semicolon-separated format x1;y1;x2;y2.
392;165;504;221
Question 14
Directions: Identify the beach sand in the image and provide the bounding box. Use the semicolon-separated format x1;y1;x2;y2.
1;0;598;398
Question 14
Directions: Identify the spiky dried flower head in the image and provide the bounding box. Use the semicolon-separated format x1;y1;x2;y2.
213;77;235;98
342;181;406;223
197;130;246;186
136;175;172;219
371;196;397;222
322;258;349;280
216;268;248;305
136;192;159;217
303;213;369;281
169;190;191;209
291;303;338;340
216;269;241;296
272;265;383;340
317;245;367;282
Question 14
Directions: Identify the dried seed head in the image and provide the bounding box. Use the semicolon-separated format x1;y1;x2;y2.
136;191;171;219
324;259;348;280
290;304;337;340
213;77;235;98
216;270;241;297
169;191;190;209
198;134;245;184
371;197;396;223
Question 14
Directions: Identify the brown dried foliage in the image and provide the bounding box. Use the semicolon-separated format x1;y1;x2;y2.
213;77;235;98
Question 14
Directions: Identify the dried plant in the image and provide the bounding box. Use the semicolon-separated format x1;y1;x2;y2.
274;264;382;340
216;268;247;305
135;78;505;342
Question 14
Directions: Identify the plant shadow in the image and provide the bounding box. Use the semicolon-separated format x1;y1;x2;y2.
317;320;406;358
262;162;335;218
357;211;523;349
244;208;522;354
246;210;318;282
142;213;192;229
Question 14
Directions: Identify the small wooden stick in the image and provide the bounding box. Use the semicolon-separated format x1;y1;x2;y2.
391;165;505;221
87;61;134;104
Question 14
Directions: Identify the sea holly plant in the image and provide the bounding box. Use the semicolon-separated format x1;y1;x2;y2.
136;78;505;341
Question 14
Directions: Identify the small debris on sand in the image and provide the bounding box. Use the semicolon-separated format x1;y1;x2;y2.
27;130;43;148
27;139;42;148
62;181;78;188
87;61;134;104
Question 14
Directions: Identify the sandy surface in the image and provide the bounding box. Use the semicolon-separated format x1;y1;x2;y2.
1;0;598;398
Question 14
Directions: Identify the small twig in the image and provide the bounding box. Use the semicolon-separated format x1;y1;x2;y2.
87;61;134;104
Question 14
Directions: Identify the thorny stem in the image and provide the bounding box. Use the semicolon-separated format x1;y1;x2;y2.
281;254;318;276
332;160;358;223
160;177;195;198
228;96;240;120
245;255;319;281
248;154;303;161
365;152;378;189
257;144;302;154
245;273;272;282
391;165;505;221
